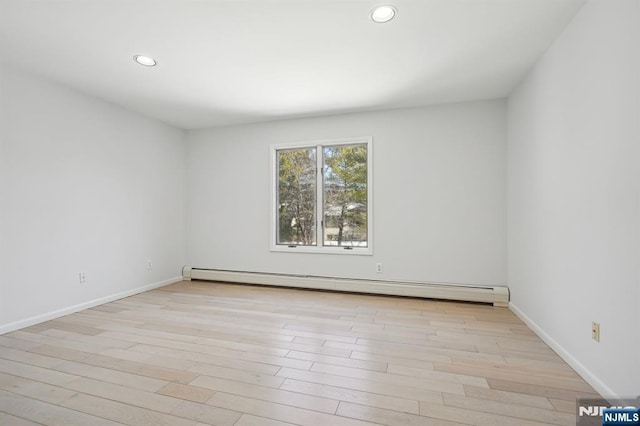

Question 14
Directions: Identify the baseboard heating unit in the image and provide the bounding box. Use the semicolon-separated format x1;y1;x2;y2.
182;267;509;307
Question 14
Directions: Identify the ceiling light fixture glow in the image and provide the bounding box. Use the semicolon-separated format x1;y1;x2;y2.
370;5;397;23
133;55;157;67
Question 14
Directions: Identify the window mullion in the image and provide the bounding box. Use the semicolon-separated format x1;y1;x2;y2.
316;144;323;247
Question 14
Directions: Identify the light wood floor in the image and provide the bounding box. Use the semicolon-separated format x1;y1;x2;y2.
0;280;599;426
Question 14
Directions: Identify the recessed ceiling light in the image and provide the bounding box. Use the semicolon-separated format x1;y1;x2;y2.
370;5;397;23
133;55;157;67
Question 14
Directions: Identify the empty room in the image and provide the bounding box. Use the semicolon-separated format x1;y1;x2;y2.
0;0;638;425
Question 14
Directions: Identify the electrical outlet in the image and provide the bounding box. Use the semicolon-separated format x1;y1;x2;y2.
592;321;600;342
79;272;87;284
376;263;383;273
146;259;153;270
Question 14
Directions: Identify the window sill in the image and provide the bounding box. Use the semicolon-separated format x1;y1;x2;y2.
270;245;373;256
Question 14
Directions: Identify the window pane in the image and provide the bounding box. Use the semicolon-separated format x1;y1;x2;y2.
277;148;317;246
323;144;367;247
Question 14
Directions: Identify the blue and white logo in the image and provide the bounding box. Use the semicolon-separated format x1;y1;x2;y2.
602;408;640;426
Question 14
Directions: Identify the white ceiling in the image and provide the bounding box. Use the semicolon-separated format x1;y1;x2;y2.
0;0;586;129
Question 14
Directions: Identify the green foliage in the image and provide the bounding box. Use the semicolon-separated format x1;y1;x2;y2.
277;148;316;245
323;145;367;246
276;144;368;247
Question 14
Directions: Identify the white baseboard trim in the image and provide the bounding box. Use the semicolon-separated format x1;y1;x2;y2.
183;267;509;307
0;276;182;335
509;301;617;400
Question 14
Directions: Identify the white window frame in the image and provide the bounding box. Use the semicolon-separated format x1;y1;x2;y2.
270;136;373;255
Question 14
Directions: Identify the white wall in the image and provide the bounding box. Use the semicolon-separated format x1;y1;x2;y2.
187;100;506;286
508;0;639;399
0;63;187;332
0;63;5;326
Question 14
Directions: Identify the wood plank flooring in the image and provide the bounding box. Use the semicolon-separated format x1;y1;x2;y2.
0;280;599;425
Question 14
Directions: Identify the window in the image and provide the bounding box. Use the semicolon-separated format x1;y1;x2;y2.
271;137;372;254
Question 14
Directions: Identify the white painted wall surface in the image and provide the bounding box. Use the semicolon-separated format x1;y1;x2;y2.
0;63;187;332
0;63;5;327
508;0;639;398
187;100;507;286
